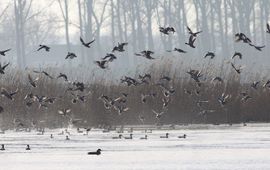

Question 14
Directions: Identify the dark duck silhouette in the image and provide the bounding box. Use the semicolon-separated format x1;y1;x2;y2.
231;62;243;74
95;60;108;69
26;144;31;150
178;134;187;138
28;74;39;87
135;50;155;59
0;49;11;56
159;26;175;35
204;52;215;59
65;52;77;59
187;26;202;37
267;23;270;34
37;45;50;52
112;42;128;52
0;144;5;151
57;73;68;82
1;87;18;100
232;52;242;59
80;37;95;48
185;35;196;48
0;62;10;74
88;149;102;155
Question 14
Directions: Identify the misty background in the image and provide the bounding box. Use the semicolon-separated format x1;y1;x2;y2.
0;0;269;77
1;0;270;129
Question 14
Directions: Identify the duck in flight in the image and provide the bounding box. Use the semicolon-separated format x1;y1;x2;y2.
0;62;10;74
231;63;244;74
80;37;95;48
1;88;18;100
267;23;270;34
204;52;215;59
65;52;77;59
95;60;108;69
135;50;155;60
159;26;175;35
37;45;50;52
112;42;128;52
0;49;11;56
28;74;39;87
232;52;242;59
33;70;54;79
57;73;68;82
187;26;202;37
185;35;196;48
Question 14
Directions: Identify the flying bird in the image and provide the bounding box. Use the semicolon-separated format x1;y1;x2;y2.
28;74;39;87
159;26;175;35
33;70;53;79
58;108;71;116
267;23;270;34
185;35;196;48
167;48;187;53
231;63;243;74
57;73;68;82
65;52;77;59
152;109;165;119
112;42;128;52
249;44;265;51
95;60;108;69
0;49;11;56
0;62;9;74
232;52;242;59
1;88;18;100
135;50;155;59
37;45;50;52
218;93;230;106
204;52;215;59
187;26;202;37
80;37;95;48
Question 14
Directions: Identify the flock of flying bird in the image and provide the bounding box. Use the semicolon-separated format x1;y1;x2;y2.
1;22;270;130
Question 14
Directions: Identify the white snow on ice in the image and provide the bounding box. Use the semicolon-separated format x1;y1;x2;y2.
1;123;270;170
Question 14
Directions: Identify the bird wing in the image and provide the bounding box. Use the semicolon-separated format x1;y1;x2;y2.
87;39;95;45
80;37;85;45
187;26;192;34
2;63;9;70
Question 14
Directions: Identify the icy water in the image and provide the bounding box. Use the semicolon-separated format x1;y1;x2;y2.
1;123;270;170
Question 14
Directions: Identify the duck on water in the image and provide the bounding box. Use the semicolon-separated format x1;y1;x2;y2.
88;149;102;155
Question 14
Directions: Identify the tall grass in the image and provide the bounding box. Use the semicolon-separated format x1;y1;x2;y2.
0;60;269;129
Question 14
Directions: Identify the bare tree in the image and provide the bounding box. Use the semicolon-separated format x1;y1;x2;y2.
57;0;70;52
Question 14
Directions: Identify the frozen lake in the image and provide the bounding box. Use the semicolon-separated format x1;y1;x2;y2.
1;123;270;170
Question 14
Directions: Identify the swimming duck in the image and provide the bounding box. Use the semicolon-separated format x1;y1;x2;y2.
124;134;133;139
160;133;169;138
0;144;5;151
26;145;31;150
140;135;148;140
88;149;102;155
178;134;187;138
66;136;70;140
112;134;122;139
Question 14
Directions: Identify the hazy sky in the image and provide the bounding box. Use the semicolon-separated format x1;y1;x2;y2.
1;0;197;44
